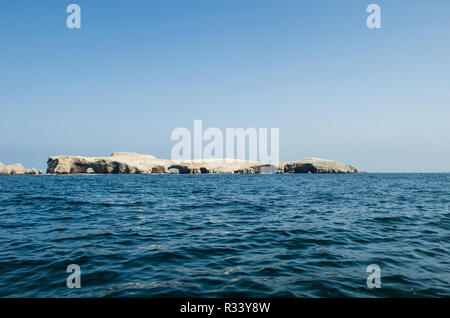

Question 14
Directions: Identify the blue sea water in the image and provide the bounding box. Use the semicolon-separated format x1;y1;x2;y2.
0;174;449;297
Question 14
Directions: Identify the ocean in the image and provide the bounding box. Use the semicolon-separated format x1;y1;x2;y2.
0;174;448;297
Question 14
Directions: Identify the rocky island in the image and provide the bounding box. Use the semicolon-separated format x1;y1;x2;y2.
0;162;42;175
46;152;361;174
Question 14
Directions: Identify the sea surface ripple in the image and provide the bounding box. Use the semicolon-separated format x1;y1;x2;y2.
0;174;449;297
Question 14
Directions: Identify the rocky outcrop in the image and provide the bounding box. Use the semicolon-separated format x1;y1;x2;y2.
0;163;7;175
46;152;361;175
46;152;172;175
0;162;39;175
280;158;361;174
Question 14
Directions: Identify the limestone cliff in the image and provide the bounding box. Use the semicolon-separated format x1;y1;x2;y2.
46;152;361;174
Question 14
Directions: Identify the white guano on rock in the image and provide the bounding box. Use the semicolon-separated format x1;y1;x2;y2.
46;152;361;174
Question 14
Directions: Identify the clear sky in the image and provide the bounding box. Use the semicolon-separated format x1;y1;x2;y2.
1;0;449;172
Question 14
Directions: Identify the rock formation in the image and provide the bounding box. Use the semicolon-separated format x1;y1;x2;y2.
46;152;361;174
280;158;361;174
0;162;39;175
0;163;7;175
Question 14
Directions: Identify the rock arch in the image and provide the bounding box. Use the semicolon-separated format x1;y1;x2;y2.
167;165;191;174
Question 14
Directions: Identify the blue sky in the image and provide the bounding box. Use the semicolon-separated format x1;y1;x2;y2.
1;0;449;172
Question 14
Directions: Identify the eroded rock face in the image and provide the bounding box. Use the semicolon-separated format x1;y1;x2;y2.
0;163;8;175
280;158;361;174
46;153;361;174
0;162;39;175
46;153;173;174
5;164;26;175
